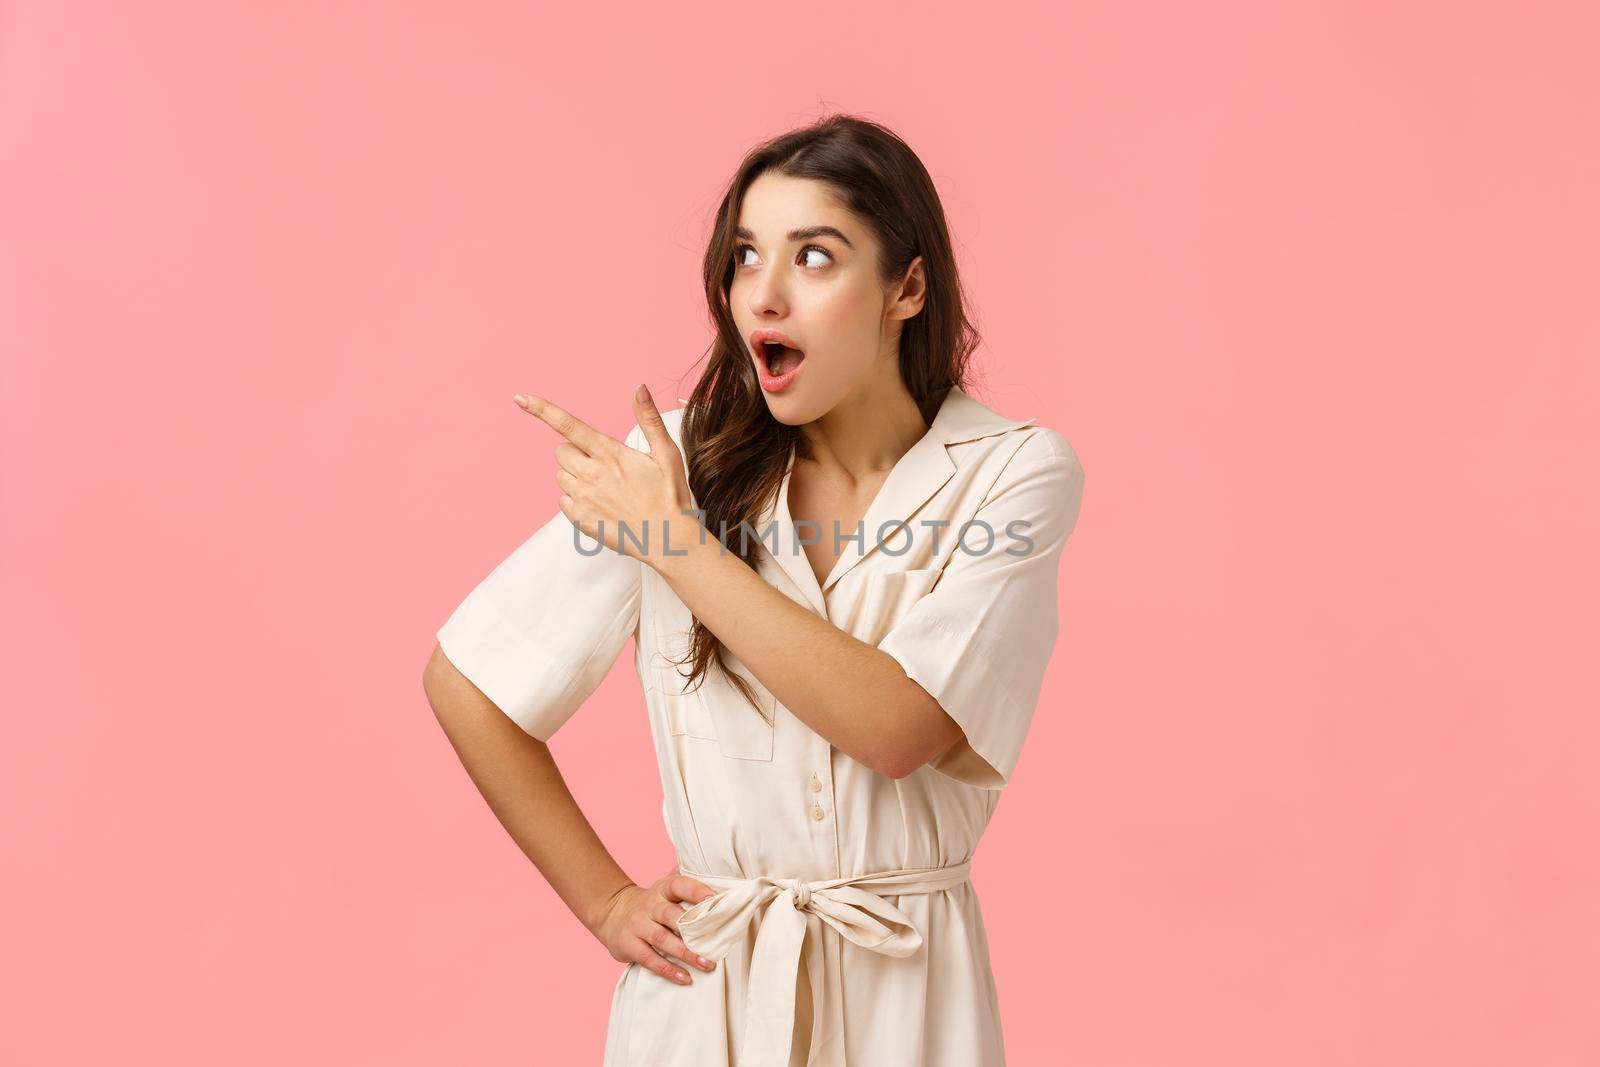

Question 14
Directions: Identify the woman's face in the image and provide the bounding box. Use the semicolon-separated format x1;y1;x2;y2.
728;172;921;425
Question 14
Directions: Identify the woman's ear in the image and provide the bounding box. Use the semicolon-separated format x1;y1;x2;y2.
889;255;927;321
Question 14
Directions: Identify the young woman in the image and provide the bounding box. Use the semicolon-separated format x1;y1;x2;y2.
423;114;1087;1066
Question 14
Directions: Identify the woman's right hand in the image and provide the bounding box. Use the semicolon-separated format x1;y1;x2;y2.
590;873;719;985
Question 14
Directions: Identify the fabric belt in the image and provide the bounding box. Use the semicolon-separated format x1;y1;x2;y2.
673;859;974;1067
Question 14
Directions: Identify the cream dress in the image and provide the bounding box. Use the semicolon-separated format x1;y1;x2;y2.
436;386;1086;1066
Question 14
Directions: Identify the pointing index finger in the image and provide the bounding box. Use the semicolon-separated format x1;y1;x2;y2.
514;393;615;456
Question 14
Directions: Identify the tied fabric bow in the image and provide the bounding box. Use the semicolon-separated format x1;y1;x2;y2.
674;860;975;1067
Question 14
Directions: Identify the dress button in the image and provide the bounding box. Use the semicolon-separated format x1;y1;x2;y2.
811;806;825;821
809;775;823;793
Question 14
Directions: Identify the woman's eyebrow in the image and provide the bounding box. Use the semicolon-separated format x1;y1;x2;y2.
735;225;854;249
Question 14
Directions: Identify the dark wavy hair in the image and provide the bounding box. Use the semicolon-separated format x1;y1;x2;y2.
674;113;984;711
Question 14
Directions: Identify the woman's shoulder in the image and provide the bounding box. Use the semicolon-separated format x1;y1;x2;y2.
1003;423;1083;477
968;423;1086;528
950;415;1084;490
942;386;1082;480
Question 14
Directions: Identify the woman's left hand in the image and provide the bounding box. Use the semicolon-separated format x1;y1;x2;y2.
513;384;698;569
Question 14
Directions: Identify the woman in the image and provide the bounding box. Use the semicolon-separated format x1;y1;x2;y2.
423;114;1087;1066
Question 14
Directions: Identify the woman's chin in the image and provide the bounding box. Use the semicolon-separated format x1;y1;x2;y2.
760;386;823;426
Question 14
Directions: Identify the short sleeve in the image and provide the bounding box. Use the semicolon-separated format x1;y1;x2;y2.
877;430;1086;788
434;423;647;741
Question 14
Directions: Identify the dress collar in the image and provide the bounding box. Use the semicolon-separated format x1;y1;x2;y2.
751;386;1037;612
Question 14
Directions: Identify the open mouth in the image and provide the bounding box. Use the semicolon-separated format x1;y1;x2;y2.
761;341;806;376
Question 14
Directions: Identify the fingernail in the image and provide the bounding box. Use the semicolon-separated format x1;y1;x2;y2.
676;971;690;983
635;383;648;402
513;394;528;407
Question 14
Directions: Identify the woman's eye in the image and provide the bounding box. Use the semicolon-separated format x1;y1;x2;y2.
732;243;833;270
799;245;832;268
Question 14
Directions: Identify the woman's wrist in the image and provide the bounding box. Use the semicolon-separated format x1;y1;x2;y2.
647;510;718;579
582;876;639;934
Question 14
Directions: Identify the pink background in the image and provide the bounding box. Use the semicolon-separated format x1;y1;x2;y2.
4;2;1596;1064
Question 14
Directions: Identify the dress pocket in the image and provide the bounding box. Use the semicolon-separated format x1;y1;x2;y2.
691;649;776;762
642;650;720;742
642;626;774;759
834;566;945;645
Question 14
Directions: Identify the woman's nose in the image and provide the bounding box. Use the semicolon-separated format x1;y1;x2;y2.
746;268;788;318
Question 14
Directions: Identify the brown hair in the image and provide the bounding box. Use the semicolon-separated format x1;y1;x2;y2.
674;113;984;711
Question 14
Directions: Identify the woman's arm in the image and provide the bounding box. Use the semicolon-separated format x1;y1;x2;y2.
652;536;960;779
422;642;634;931
514;388;963;779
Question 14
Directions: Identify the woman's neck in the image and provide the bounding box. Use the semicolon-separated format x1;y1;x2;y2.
799;380;931;484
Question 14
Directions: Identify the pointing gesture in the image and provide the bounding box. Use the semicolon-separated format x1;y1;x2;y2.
513;384;698;566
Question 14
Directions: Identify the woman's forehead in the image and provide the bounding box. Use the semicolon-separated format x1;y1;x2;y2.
738;174;858;237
